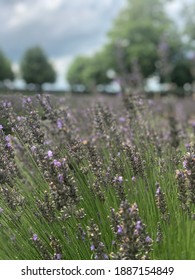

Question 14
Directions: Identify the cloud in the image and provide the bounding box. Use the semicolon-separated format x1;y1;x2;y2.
0;0;125;61
0;0;126;88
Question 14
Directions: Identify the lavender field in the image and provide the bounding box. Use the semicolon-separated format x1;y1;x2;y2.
0;91;195;260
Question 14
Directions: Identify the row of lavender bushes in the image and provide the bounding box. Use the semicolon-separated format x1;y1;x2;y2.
0;91;195;260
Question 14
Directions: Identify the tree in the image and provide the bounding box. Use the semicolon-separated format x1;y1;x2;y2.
67;52;112;92
21;46;56;91
0;49;14;83
107;0;181;81
67;0;188;90
170;55;194;87
67;56;90;91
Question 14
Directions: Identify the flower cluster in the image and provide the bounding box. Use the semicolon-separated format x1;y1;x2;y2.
110;201;153;260
87;220;109;260
176;143;195;216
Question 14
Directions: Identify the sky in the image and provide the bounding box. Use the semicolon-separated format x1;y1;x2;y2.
0;0;192;90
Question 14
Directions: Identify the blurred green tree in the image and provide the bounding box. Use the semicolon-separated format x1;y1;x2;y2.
21;46;56;91
67;52;112;92
67;56;90;91
0;49;14;83
108;0;181;80
67;0;192;90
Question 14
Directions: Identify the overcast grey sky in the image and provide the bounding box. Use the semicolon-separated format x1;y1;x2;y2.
0;0;190;89
0;0;127;89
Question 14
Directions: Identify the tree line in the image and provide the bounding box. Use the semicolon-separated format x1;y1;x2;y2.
0;47;56;91
1;0;195;93
67;0;195;92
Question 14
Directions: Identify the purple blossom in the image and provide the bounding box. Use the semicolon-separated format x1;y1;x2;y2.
53;159;62;167
132;176;136;182
3;101;11;108
44;140;51;145
0;125;3;130
57;119;63;129
27;97;32;103
6;142;12;148
118;176;123;183
90;244;95;251
17;116;22;121
119;117;126;123
32;234;38;241
58;174;64;183
183;160;187;169
145;236;152;243
117;225;123;234
5;135;11;142
135;220;142;231
156;187;161;195
47;150;53;158
103;254;109;260
56;253;61;260
5;136;12;148
185;143;191;149
31;146;36;153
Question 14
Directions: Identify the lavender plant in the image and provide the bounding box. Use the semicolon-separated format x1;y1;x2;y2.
0;92;195;260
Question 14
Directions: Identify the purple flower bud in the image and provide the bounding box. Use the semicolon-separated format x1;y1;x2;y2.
31;146;36;153
58;174;63;183
0;207;3;214
103;254;109;260
117;225;123;234
132;176;136;182
118;176;123;183
156;187;161;195
47;150;53;158
183;160;187;169
5;135;11;142
53;159;62;167
90;244;95;251
119;117;125;122
17;116;22;121
27;97;32;103
32;234;38;241
57;119;63;129
56;253;61;260
3;101;11;108
0;125;3;130
6;142;12;148
135;220;142;230
145;236;152;243
185;143;191;149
